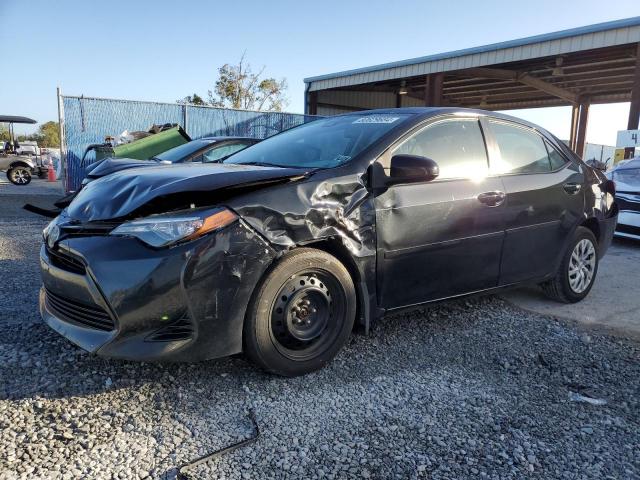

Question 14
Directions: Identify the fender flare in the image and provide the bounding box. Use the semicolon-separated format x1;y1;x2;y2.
8;160;35;170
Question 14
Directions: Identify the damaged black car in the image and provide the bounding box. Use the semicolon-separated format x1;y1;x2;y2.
40;108;618;376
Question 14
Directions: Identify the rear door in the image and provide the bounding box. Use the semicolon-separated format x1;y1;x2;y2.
483;119;584;284
375;116;506;309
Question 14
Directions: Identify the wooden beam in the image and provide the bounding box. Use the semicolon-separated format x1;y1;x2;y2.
628;43;640;130
308;91;318;115
458;67;578;103
575;102;590;158
424;73;444;106
570;104;580;150
625;43;640;159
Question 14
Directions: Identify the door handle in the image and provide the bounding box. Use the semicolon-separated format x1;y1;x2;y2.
477;191;506;207
563;183;582;195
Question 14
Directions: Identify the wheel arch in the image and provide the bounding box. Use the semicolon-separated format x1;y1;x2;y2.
262;238;372;333
252;238;371;332
9;160;34;170
579;217;601;246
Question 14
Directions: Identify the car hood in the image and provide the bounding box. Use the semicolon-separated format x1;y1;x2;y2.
86;157;158;178
67;162;310;222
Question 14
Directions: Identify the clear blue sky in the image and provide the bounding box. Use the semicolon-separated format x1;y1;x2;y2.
1;0;639;144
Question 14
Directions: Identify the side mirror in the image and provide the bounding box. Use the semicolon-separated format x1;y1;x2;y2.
388;154;439;185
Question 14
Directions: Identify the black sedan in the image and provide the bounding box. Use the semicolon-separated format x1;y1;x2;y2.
83;136;260;182
608;157;640;239
39;108;617;376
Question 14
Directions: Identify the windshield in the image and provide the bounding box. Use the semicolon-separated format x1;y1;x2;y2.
154;140;213;162
224;114;411;168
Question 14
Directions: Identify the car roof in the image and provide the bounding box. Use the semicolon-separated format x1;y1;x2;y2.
341;107;551;133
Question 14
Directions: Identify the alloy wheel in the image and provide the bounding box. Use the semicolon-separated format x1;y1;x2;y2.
568;238;596;294
10;168;30;185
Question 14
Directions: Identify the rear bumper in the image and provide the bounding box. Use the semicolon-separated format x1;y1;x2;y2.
40;221;278;362
598;210;618;257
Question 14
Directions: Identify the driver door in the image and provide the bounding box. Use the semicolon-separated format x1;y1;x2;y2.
374;117;506;309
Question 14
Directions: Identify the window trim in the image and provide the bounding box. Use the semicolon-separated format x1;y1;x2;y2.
482;118;571;176
377;114;491;183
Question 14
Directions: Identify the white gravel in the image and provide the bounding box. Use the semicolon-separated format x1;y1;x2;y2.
0;195;638;479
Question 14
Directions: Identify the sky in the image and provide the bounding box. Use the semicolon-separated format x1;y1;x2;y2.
1;0;639;145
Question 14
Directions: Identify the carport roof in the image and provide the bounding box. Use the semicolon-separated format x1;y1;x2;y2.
0;115;37;124
304;16;640;92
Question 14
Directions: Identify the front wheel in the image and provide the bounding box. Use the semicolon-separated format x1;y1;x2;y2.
7;167;32;185
244;248;356;376
541;226;598;303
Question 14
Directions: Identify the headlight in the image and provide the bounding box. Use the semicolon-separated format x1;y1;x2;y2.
110;208;237;247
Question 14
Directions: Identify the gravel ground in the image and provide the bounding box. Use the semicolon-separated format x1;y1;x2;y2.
0;195;638;480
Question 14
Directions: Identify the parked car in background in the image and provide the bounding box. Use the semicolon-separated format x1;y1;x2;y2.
39;108;617;376
81;136;260;185
608;157;640;239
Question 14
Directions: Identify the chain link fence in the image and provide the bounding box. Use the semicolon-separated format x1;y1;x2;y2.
59;94;318;191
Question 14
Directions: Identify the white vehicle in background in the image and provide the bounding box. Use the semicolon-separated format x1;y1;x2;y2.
15;141;41;156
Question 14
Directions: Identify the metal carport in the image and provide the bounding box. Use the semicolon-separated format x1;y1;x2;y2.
304;17;640;158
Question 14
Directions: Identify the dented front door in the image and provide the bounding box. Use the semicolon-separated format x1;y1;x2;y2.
373;117;506;309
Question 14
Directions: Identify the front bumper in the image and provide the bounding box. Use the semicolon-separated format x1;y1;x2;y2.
40;221;278;361
614;210;640;240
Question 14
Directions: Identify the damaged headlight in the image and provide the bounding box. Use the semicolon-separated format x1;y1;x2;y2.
110;208;238;247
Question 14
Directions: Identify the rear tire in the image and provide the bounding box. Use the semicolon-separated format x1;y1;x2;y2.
7;167;32;185
244;248;356;376
541;226;598;303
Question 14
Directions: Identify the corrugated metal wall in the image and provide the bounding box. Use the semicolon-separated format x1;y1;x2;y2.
61;96;318;191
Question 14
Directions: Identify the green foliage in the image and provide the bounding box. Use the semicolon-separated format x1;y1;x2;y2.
38;121;60;148
178;54;288;112
177;93;206;105
0;121;60;147
0;124;9;142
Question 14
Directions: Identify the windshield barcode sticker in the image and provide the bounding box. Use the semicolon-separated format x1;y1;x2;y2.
353;116;400;124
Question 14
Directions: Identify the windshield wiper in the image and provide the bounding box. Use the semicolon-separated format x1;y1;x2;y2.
230;161;283;168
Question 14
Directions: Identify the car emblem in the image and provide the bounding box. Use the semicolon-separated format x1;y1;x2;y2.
48;224;60;249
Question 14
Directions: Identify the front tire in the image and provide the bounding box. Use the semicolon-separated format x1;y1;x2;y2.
541;226;598;303
7;167;32;185
244;248;356;376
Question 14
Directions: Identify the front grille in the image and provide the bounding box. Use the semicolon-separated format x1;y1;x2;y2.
46;246;86;275
45;289;115;331
146;314;194;342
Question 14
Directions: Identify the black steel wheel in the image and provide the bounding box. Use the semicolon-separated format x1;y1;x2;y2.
7;166;32;185
244;248;356;376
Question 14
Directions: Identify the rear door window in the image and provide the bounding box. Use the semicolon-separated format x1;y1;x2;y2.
202;143;249;163
545;141;569;170
488;120;551;174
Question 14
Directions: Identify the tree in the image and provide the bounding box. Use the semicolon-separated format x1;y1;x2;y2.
0;124;9;142
178;54;288;111
38;121;60;148
0;121;59;147
177;93;206;105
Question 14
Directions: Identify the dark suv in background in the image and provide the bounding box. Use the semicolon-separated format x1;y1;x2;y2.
39;108;617;376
